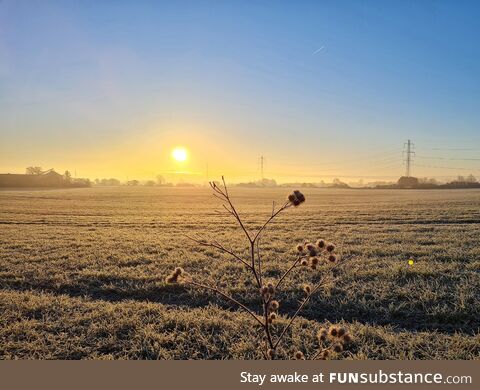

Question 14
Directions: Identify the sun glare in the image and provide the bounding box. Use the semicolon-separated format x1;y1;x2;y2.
171;147;188;162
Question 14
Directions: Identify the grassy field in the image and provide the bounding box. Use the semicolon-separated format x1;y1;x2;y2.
0;186;479;359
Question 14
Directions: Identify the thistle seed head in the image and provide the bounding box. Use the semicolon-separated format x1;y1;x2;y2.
303;284;311;295
267;282;275;295
288;190;306;206
329;326;338;337
165;274;177;283
316;239;325;248
166;267;185;284
326;244;335;252
333;343;343;353
173;267;184;276
317;328;328;342
269;300;280;311
294;351;305;360
293;190;305;203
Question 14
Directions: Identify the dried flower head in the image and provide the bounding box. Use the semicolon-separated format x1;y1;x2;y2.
337;327;346;337
317;328;328;342
174;267;184;276
267;282;275;295
165;274;177;283
300;259;308;266
316;239;325;248
165;267;185;283
293;190;306;203
294;351;305;360
296;244;304;252
329;326;338;337
269;312;277;322
288;190;306;206
333;343;343;353
342;334;352;343
310;257;319;266
269;300;280;311
303;284;311;295
319;350;330;360
267;349;275;359
328;254;337;262
326;244;335;252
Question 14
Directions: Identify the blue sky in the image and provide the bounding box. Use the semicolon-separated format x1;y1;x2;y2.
1;0;479;181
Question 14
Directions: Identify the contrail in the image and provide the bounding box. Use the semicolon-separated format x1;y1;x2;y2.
312;46;325;55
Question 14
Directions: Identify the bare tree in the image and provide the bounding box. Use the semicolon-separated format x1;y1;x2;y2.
64;170;72;182
26;166;42;175
156;175;166;185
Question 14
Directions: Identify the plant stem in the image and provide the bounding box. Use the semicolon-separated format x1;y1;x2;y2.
187;281;265;328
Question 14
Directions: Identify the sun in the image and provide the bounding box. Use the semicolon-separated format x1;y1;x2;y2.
171;147;188;162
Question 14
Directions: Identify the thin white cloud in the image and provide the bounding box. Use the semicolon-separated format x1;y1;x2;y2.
312;46;325;55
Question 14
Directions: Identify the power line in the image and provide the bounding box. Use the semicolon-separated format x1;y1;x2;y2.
260;156;264;180
416;155;480;161
415;164;480;171
426;148;480;151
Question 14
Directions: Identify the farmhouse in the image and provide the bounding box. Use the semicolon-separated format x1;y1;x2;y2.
0;169;73;188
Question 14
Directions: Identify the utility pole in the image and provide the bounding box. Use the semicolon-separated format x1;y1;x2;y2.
260;156;264;181
403;139;415;177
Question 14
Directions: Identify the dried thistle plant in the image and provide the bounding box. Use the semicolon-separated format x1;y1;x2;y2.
166;176;352;359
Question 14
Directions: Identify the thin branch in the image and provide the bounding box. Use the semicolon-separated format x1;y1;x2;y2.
256;234;263;286
252;201;290;243
275;255;306;290
250;242;261;288
221;177;252;243
187;281;265;328
273;274;331;349
221;203;235;217
185;234;251;269
310;344;335;360
263;300;274;349
273;259;349;349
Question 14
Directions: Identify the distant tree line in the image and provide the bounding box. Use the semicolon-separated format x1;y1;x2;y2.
379;174;480;189
93;175;174;187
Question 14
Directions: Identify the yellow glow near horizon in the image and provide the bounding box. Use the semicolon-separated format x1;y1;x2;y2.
171;147;188;162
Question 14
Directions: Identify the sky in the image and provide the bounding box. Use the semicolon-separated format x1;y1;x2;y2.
1;0;480;183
